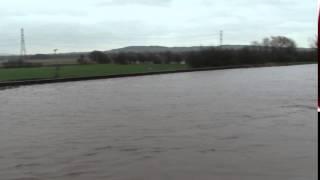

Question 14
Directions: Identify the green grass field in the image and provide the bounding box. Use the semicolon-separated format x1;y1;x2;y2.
0;64;189;82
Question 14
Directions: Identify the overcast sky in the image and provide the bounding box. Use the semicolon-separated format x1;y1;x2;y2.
0;0;317;54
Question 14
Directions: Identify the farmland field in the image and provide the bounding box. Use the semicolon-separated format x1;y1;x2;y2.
0;64;188;81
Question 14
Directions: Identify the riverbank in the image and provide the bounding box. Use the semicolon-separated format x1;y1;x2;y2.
0;62;315;88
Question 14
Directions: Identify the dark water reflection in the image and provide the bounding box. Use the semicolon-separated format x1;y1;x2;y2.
0;65;317;180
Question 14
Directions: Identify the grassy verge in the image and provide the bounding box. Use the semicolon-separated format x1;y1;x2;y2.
0;64;189;82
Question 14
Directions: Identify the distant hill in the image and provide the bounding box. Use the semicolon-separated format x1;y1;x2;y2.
106;45;314;53
106;46;214;53
105;45;272;53
0;53;12;56
219;45;249;49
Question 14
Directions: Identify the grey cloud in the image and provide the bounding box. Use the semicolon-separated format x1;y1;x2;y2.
0;20;172;53
97;0;172;7
201;0;295;6
0;9;87;18
0;0;315;54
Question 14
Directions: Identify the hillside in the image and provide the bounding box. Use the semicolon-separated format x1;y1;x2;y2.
106;46;214;53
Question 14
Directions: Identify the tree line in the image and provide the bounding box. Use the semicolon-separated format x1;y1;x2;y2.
82;51;186;65
186;36;316;68
83;36;316;68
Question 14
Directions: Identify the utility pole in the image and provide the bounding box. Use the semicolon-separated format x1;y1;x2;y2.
219;30;223;47
20;28;27;62
53;49;60;79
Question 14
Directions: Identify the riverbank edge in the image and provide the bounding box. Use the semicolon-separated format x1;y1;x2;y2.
0;62;315;88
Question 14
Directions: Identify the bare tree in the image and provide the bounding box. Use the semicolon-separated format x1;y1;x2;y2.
262;38;271;47
309;36;317;48
269;36;296;48
256;36;296;49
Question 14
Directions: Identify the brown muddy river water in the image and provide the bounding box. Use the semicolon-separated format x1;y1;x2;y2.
0;64;317;180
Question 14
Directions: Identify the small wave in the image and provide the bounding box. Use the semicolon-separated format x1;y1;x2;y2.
218;135;240;140
199;148;217;153
94;145;113;151
84;152;99;157
11;177;40;180
119;147;140;152
282;104;315;110
15;163;41;169
64;171;87;177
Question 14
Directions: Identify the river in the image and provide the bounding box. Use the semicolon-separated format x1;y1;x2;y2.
0;64;317;180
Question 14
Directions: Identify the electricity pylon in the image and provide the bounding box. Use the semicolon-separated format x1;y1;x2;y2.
20;28;27;61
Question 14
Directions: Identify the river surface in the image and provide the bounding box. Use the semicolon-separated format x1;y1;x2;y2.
0;64;317;180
